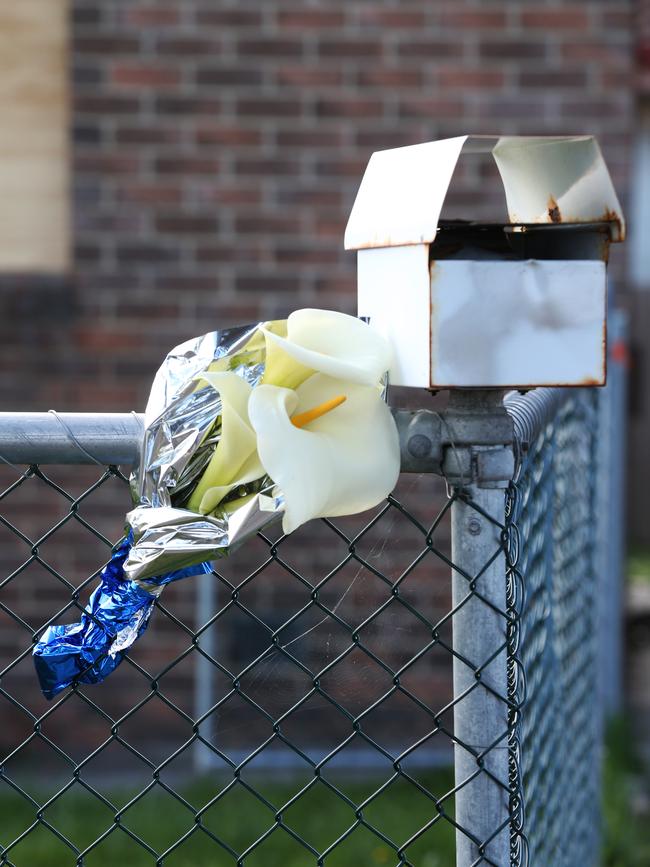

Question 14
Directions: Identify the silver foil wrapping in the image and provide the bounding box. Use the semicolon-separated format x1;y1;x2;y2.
125;322;285;583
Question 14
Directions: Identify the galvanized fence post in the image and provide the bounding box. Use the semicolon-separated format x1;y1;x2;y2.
446;391;513;867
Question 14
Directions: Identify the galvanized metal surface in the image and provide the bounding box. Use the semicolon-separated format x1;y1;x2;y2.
345;135;625;250
0;411;144;466
358;250;608;389
430;259;607;388
451;485;510;867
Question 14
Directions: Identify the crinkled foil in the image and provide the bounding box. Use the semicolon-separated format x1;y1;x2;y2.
34;322;285;698
125;323;283;582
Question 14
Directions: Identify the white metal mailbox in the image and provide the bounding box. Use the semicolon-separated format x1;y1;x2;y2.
346;135;625;389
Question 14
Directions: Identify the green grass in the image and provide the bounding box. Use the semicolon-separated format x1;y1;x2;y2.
602;718;650;867
1;770;456;867
627;546;650;584
4;722;648;866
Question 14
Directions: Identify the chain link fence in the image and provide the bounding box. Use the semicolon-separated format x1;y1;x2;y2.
0;381;622;866
506;389;603;867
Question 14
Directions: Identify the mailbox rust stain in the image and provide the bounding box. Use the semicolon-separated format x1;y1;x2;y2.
547;197;562;224
601;206;625;241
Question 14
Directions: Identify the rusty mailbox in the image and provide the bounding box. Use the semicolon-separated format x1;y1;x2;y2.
345;135;625;388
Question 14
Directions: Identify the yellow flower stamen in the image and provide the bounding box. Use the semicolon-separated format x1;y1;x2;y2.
291;395;346;429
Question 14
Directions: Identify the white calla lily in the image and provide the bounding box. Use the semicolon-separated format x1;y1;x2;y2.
262;308;392;387
187;309;400;533
249;373;400;534
186;371;264;514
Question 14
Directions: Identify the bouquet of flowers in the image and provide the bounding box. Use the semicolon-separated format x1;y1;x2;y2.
33;310;400;698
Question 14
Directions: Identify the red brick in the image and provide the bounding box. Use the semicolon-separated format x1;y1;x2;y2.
237;39;303;59
195;9;262;27
601;9;633;29
440;10;507;28
235;215;302;235
357;68;422;88
438;68;505;89
561;41;629;65
315;158;369;178
76;35;141;55
196;66;263;86
521;9;590;29
316;98;383;119
74;328;144;352
276;129;343;148
396;40;457;59
199;186;262;206
74;95;141;115
237;98;302;118
398;98;464;120
154;156;220;175
479;41;548;61
605;68;636;96
157;37;221;56
277;10;345;28
560;97;631;120
274;247;341;265
318;40;382;59
235;274;301;293
116;184;184;205
195;126;262;147
153;275;219;292
112;64;181;88
276;66;343;87
519;69;589;88
114;243;181;264
155;96;221;116
358;9;426;28
475;96;548;121
156;215;219;234
276;188;342;207
115;125;182;145
355;129;428;149
76;154;140;175
125;6;180;27
196;243;261;263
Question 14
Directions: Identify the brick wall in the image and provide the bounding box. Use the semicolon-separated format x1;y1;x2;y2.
0;0;641;766
0;0;637;411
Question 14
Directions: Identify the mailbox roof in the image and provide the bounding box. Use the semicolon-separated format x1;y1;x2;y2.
344;135;625;250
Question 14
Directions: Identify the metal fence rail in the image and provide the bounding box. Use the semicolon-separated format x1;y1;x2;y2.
0;384;621;866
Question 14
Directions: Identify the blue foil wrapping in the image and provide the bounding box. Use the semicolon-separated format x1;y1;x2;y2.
33;534;211;699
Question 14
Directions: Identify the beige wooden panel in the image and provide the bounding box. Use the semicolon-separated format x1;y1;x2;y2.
0;0;69;272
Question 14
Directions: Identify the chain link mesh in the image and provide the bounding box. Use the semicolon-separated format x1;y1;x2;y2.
0;388;608;866
506;390;601;867
0;462;468;866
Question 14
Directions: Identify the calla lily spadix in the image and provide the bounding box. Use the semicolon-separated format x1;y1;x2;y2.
188;309;400;534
